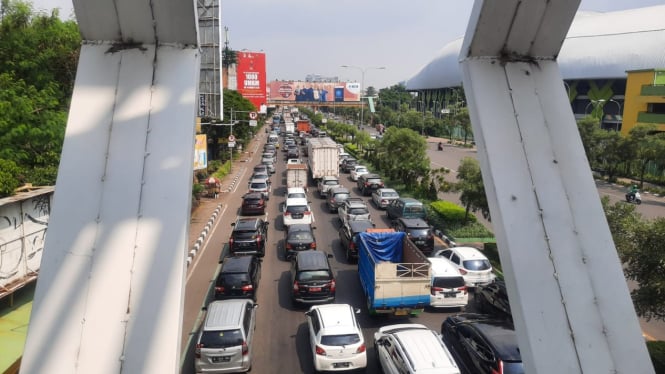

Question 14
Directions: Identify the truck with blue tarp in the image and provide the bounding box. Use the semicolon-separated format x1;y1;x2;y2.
356;231;431;316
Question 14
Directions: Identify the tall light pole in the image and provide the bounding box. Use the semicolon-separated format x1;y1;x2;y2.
341;65;386;129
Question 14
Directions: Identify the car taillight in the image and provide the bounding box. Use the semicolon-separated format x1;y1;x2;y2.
315;345;326;356
304;211;311;215
284;211;291;216
381;199;388;204
431;286;443;295
256;235;262;243
365;182;370;187
241;284;253;291
459;286;468;294
329;279;336;292
228;238;234;246
215;286;225;293
491;360;503;374
310;242;317;249
195;343;202;358
285;242;293;249
350;241;356;250
459;268;468;275
427;232;433;239
356;343;366;353
293;281;299;292
242;341;249;355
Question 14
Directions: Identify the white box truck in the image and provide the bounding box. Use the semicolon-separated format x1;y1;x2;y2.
307;137;339;183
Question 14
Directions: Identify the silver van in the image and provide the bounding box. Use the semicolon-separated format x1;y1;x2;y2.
194;299;259;373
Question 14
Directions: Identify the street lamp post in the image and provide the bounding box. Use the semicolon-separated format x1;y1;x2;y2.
340;65;386;129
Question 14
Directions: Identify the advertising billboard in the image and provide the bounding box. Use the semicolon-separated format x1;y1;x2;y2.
236;51;267;111
194;134;207;170
267;81;360;102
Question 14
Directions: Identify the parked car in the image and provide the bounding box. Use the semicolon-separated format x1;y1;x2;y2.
317;175;341;198
214;255;261;301
194;299;259;373
326;187;350;213
240;192;266;216
283;196;314;227
475;280;512;319
338;220;375;263
392;217;435;255
305;304;367;372
340;158;358;173
428;258;468;309
357;173;385;196
441;314;523;374
431;247;496;288
349;165;369;182
290;250;336;306
229;217;268;257
248;178;271;200
284;223;317;260
371;188;400;209
385;197;426;221
338;197;371;226
374;324;460;374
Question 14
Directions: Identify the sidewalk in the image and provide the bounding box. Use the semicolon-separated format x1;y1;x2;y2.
186;131;266;266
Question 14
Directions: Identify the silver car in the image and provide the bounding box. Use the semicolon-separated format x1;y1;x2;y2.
248;178;271;200
371;188;399;209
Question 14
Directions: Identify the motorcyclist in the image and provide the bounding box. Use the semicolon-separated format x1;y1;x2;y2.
438;141;443;151
627;184;639;201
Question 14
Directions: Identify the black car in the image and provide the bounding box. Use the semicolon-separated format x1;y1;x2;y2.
229;217;268;257
338;220;375;263
241;192;266;216
214;255;261;301
357;173;385;196
475;280;512;320
392;217;435;255
290;250;335;306
441;314;524;374
340;158;358;173
284;224;317;260
286;145;300;159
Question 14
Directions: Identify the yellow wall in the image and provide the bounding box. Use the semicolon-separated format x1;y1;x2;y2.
623;70;665;135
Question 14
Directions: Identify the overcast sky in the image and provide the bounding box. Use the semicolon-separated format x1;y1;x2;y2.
31;0;665;89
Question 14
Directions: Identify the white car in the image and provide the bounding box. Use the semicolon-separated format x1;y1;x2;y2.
374;324;460;374
248;178;271;200
286;187;307;199
283;197;314;227
431;247;496;288
286;158;302;165
305;304;367;372
371;188;400;209
349;165;369;181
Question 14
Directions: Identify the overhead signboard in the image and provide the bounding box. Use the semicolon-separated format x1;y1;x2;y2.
236;51;267;111
267;80;360;102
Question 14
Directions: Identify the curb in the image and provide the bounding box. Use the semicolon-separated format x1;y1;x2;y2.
187;203;223;267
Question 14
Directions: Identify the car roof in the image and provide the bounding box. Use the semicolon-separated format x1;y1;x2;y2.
286;197;308;205
428;258;461;275
295;251;330;271
204;299;251;330
234;217;262;230
249;178;268;184
243;192;264;199
221;255;254;273
397;217;430;228
362;173;381;178
348;220;375;233
345;198;366;207
329;187;350;194
451;246;489;260
287;223;312;233
377;188;397;193
450;314;521;361
287;187;306;194
311;304;359;335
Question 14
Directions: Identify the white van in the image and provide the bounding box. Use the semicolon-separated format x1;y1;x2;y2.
267;134;279;144
428;258;468;309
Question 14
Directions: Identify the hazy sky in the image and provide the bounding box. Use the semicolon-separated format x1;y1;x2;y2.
31;0;665;89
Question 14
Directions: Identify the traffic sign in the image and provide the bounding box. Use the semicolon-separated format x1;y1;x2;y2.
249;120;258;127
228;135;236;142
249;112;258;120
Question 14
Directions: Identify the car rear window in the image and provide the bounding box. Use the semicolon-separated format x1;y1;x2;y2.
324;180;338;185
406;205;424;213
321;334;361;346
408;228;430;237
463;259;492;271
218;273;250;286
250;182;267;189
200;329;243;348
382;191;398;197
287;193;306;199
333;193;350;200
366;178;381;183
288;231;314;241
433;276;465;289
297;270;332;281
233;230;259;239
349;208;368;215
286;205;308;214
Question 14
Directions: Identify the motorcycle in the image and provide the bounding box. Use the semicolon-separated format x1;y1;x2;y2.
625;191;642;205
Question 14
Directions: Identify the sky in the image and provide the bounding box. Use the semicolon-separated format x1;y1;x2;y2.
31;0;665;90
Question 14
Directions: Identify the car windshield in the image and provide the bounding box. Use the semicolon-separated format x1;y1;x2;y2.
288;193;306;199
218;273;250;286
297;270;332;281
287;205;308;214
432;276;465;289
233;230;259;239
463;259;492;271
200;329;243;348
320;334;361;346
356;168;367;173
250;182;267;189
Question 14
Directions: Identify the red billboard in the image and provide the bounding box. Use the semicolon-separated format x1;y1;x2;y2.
267;80;360;102
236;51;267;110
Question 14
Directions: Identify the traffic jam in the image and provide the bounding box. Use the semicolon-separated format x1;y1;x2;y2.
192;107;522;374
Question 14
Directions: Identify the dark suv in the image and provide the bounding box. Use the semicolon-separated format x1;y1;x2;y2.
392;217;434;255
214;255;261;301
338;220;375;263
290;250;335;306
284;224;317;260
241;192;266;216
326;187;350;213
340;158;358;173
475;280;512;320
441;314;523;374
229;218;268;257
357;173;385;196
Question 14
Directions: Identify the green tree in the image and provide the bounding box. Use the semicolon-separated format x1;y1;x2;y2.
577;116;604;169
453;157;490;222
0;158;21;195
627;124;664;188
454;107;473;144
375;127;429;189
598;130;633;182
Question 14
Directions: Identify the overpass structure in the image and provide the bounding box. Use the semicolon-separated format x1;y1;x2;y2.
20;0;654;373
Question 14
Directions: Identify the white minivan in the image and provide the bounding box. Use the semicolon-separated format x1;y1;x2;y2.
428;258;469;309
